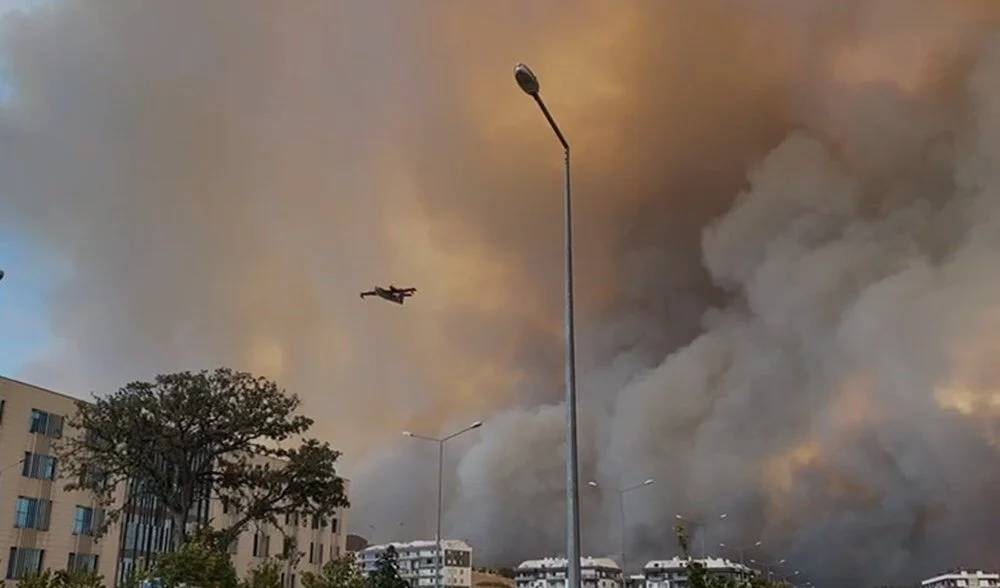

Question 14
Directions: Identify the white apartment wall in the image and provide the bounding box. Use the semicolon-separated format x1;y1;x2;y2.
515;558;622;588
922;571;1000;588
360;541;472;588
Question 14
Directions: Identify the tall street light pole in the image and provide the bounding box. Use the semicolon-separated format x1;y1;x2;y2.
403;421;483;588
588;478;654;574
514;62;581;588
675;513;727;558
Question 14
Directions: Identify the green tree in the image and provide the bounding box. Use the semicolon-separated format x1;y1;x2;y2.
17;570;103;588
366;546;409;588
149;531;239;588
674;523;770;588
57;368;349;548
241;559;284;588
303;554;366;588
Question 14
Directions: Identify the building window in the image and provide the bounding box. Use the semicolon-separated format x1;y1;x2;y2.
309;542;315;564
67;553;99;573
73;506;95;535
28;409;63;438
22;452;57;480
0;397;6;425
253;533;270;558
6;547;44;580
331;518;338;533
311;515;320;530
318;544;324;566
14;497;51;530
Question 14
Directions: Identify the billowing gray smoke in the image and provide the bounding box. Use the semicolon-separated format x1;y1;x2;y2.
1;2;999;586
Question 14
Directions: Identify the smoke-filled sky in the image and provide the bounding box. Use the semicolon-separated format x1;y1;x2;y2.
2;1;1000;586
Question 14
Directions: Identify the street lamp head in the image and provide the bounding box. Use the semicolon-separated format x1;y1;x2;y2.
470;421;483;429
642;479;654;486
587;481;599;488
402;431;413;437
514;63;540;95
719;513;728;519
754;541;762;547
718;543;726;548
674;514;684;520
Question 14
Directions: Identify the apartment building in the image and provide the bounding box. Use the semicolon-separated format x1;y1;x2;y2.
0;376;349;588
515;557;622;588
222;491;349;588
359;540;473;588
0;376;122;583
643;557;752;588
921;570;1000;588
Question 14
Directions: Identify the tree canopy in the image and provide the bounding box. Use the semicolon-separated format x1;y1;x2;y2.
57;368;349;548
16;570;103;588
147;531;239;588
673;523;790;588
303;554;366;588
367;547;409;588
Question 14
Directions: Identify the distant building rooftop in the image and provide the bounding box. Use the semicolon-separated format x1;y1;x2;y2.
921;570;999;587
361;539;472;553
644;557;750;573
517;557;621;571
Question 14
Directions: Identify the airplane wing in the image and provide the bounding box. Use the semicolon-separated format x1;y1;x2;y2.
360;290;377;298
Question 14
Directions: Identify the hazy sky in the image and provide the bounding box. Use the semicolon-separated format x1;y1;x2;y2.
2;2;1000;586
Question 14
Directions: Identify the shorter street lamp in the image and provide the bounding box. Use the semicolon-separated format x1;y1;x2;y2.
403;421;483;588
719;541;762;566
587;478;654;573
675;513;728;558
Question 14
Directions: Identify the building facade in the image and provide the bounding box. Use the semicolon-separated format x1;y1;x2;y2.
922;571;1000;588
359;540;472;588
0;376;349;588
643;557;752;588
0;377;122;584
515;557;623;588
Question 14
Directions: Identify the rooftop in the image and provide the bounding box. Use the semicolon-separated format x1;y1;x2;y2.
361;539;472;553
644;557;750;573
517;557;621;571
922;570;999;585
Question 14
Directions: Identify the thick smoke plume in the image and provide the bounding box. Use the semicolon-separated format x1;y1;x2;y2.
2;2;999;586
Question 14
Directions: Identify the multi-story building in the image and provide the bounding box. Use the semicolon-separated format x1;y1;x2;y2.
359;540;472;588
221;486;348;588
0;376;122;584
643;557;752;588
921;570;999;588
0;376;349;588
515;557;623;588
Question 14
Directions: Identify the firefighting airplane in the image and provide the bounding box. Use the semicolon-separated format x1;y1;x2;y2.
359;285;417;305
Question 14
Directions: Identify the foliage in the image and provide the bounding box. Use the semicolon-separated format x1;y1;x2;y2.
241;559;284;588
673;523;787;588
366;546;409;588
57;368;349;547
303;554;366;588
17;570;103;588
149;530;239;588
